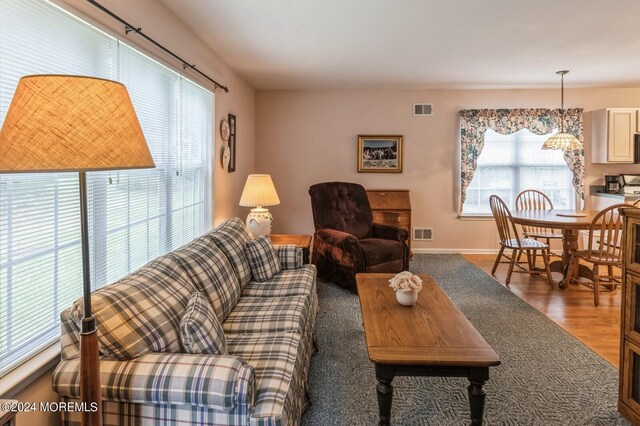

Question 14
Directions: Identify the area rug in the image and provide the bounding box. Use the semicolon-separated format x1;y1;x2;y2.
301;254;628;425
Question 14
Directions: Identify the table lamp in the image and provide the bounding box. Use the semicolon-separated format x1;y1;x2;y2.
239;174;280;237
0;75;155;426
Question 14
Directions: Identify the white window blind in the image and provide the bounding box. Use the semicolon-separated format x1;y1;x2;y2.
0;0;214;376
462;128;575;214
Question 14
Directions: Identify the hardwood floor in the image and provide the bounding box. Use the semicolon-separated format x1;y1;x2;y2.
463;254;621;368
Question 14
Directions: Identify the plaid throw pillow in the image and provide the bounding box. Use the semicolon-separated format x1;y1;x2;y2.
180;292;228;355
245;235;282;282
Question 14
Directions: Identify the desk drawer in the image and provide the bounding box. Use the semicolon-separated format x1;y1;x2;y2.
372;211;410;229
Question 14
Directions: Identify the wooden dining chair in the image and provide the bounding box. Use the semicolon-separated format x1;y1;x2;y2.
567;203;629;306
515;189;563;264
489;195;554;287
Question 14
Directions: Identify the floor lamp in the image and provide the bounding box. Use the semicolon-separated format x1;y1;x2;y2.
0;75;155;426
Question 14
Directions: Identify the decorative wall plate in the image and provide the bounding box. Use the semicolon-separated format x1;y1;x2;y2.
221;144;231;169
220;118;230;141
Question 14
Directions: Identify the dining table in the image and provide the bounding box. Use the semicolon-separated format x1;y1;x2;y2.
510;209;599;288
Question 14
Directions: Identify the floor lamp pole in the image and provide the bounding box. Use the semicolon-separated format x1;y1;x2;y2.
78;171;102;426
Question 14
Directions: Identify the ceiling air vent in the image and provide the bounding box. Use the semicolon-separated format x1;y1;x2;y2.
413;103;433;116
413;227;433;241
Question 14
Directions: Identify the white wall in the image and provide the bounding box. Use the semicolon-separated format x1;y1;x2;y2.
255;88;640;251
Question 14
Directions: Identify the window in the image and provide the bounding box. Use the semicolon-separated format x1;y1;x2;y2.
462;128;575;214
0;0;213;376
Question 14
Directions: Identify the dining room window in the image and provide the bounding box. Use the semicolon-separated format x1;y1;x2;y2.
462;128;575;214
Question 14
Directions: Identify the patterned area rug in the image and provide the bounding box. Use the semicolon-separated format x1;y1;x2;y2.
301;254;628;425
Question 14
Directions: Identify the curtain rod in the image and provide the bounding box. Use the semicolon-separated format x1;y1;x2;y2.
87;0;229;93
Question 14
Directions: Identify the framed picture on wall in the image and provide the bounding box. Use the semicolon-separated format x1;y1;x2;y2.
228;113;236;172
357;135;403;173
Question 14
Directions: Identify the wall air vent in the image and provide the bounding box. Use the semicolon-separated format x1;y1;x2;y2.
413;227;433;241
413;103;433;116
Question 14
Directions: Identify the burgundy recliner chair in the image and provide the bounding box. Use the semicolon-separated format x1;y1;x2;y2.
308;182;409;292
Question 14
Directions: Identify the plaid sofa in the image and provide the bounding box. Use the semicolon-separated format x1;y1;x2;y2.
52;218;318;425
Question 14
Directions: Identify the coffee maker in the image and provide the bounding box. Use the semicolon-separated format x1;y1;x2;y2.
604;175;621;193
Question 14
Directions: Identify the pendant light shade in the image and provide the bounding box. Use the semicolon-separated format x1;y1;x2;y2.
542;132;583;151
541;70;582;151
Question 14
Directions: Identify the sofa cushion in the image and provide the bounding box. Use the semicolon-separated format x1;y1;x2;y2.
223;296;308;335
245;235;282;282
171;235;240;322
69;255;194;359
242;265;316;298
359;237;405;266
273;245;303;270
180;292;227;355
209;218;254;289
227;333;304;424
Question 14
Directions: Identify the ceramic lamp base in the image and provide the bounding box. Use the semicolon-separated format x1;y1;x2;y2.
246;207;273;238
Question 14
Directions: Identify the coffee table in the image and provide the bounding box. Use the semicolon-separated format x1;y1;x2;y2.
356;273;501;425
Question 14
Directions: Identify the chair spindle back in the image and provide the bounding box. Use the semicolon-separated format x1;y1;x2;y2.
515;189;554;236
490;195;521;247
587;203;628;263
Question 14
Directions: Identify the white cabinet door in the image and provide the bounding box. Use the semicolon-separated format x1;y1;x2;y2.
607;109;636;163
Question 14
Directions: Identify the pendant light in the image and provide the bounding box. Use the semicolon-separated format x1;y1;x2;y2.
541;70;582;151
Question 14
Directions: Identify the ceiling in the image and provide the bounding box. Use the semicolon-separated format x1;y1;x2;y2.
158;0;640;90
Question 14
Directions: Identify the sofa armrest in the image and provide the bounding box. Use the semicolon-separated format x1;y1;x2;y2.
372;222;409;242
273;245;303;270
53;353;254;412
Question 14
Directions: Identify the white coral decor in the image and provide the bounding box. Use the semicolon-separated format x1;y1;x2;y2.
388;271;423;293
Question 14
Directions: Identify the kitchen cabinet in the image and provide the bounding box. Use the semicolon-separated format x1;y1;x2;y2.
591;108;637;164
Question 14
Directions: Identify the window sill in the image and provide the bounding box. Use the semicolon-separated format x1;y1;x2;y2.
458;214;494;221
0;342;60;398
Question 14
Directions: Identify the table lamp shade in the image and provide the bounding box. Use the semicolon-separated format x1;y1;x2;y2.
240;174;280;207
0;74;155;173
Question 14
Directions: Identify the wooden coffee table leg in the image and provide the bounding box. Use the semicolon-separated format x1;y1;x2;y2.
468;368;489;425
375;364;395;425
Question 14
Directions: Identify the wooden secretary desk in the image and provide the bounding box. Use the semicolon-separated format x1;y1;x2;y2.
366;189;411;251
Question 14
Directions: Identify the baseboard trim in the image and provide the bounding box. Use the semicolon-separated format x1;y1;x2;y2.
412;248;500;255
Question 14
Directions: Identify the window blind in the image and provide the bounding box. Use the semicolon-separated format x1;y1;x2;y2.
0;0;214;376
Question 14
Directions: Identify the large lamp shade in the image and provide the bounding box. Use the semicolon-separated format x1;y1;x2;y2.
0;74;155;172
0;74;155;426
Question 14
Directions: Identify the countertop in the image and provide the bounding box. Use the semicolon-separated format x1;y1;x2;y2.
590;185;640;200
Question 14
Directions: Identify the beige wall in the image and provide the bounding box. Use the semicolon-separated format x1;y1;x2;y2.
7;0;255;423
256;88;640;250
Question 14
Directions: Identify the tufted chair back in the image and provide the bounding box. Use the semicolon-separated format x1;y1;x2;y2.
309;182;373;239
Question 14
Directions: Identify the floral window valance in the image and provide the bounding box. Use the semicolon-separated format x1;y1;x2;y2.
459;108;584;209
